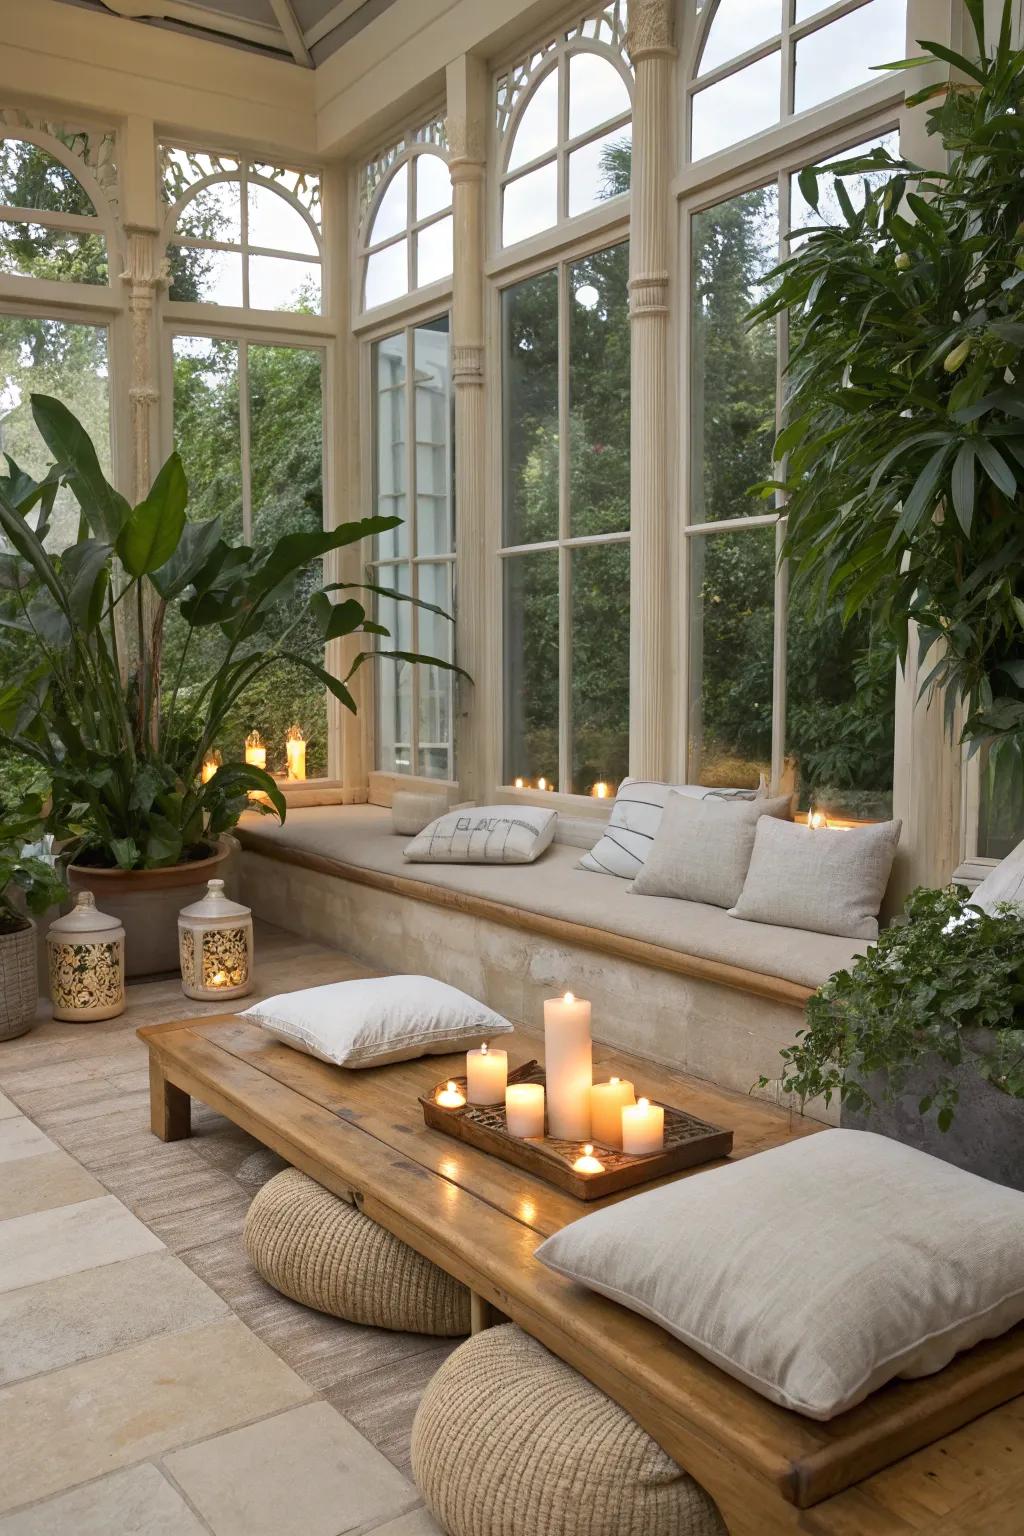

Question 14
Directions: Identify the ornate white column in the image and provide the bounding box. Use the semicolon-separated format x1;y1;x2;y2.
120;227;166;504
626;0;675;780
446;56;490;800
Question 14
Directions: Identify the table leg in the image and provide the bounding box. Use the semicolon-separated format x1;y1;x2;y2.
470;1293;507;1335
150;1057;191;1141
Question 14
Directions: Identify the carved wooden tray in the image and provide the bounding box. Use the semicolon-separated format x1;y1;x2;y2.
419;1060;733;1200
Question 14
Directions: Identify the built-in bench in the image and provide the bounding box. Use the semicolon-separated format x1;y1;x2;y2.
237;804;866;1119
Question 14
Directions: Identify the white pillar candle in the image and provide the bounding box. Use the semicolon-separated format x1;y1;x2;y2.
590;1077;636;1149
505;1082;545;1138
543;992;593;1141
621;1096;665;1156
244;731;266;772
466;1042;508;1105
285;725;306;781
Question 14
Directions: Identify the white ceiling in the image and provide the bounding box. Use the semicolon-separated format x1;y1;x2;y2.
55;0;400;67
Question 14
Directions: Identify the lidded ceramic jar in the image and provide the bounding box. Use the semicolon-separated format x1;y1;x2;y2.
47;891;126;1023
178;878;253;1001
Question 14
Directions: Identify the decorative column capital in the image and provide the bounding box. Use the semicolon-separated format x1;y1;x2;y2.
452;342;484;387
119;226;169;293
626;0;676;64
445;113;486;167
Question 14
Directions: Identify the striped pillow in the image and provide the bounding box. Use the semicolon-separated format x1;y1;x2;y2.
578;778;762;880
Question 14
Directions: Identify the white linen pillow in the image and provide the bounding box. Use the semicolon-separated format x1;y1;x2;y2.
579;777;765;881
242;975;513;1068
630;791;793;908
404;806;556;865
728;816;901;939
535;1130;1024;1420
969;836;1024;913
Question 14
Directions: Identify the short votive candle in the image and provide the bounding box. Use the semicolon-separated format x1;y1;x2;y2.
621;1096;665;1156
436;1080;466;1109
590;1077;635;1149
506;1082;545;1138
466;1042;508;1105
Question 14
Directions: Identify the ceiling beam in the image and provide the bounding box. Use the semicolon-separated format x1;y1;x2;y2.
268;0;313;66
303;0;368;50
98;0;290;53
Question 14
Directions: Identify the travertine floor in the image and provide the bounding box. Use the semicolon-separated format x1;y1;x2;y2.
0;923;446;1536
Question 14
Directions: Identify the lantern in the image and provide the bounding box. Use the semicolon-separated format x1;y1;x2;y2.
178;878;253;1001
47;892;125;1023
285;724;306;782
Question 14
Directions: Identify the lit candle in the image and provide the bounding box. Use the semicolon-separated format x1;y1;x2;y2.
466;1042;508;1105
210;970;227;989
505;1082;545;1138
245;730;266;772
808;810;826;830
592;781;610;799
514;777;525;789
537;776;547;792
285;724;306;782
543;992;592;1140
590;1076;635;1149
621;1096;665;1156
201;749;221;784
436;1080;466;1109
572;1143;605;1175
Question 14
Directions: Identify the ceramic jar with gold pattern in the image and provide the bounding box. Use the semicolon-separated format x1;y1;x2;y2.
178;878;253;1001
47;892;126;1023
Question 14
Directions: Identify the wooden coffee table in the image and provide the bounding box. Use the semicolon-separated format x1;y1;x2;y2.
140;1014;1024;1536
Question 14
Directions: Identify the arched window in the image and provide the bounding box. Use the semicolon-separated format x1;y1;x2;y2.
690;0;907;161
497;11;632;248
161;147;322;313
360;148;453;311
0;134;111;285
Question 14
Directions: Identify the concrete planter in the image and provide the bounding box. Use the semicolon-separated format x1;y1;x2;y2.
68;838;234;979
0;919;38;1040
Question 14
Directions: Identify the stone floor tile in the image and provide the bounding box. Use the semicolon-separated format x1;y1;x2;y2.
0;1149;105;1222
0;1117;57;1164
0;1248;228;1385
0;1463;208;1536
0;1194;164;1295
163;1400;418;1536
0;1317;311;1514
0;1090;18;1118
367;1511;443;1536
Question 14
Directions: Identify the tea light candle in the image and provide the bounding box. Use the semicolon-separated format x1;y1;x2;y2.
244;730;266;772
592;781;610;799
514;777;525;789
436;1080;466;1109
590;1076;635;1148
466;1042;508;1105
543;992;592;1140
621;1096;665;1155
285;724;306;781
506;1082;545;1138
572;1143;605;1175
537;776;548;791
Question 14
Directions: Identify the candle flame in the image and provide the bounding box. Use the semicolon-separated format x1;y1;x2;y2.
583;1144;593;1156
480;1042;488;1055
610;1076;620;1085
808;810;827;830
563;991;575;1004
637;1096;650;1110
446;1081;457;1093
514;777;525;789
245;730;263;749
286;723;304;743
537;776;547;791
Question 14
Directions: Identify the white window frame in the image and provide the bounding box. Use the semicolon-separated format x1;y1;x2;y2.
358;145;454;320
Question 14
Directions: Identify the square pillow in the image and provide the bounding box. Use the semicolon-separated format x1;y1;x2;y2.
242;975;513;1068
404;806;556;864
728;816;901;939
535;1129;1024;1420
630;791;793;908
579;777;764;881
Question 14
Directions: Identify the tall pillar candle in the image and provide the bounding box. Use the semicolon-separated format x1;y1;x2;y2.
543;992;593;1140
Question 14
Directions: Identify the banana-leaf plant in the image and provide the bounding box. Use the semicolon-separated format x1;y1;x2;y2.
749;0;1024;784
0;395;460;870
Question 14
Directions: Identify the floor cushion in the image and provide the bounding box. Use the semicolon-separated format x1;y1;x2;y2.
411;1323;726;1536
244;1167;471;1336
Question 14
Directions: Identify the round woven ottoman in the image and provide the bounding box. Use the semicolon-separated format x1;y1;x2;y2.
411;1324;727;1536
244;1167;471;1336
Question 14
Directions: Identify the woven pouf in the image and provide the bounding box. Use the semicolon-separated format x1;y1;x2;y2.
244;1167;471;1336
411;1324;727;1536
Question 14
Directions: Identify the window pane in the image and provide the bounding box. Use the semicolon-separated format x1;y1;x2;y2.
979;747;1024;861
415;152;452;221
175;177;241;243
794;0;908;115
168;245;243;305
369;162;408;245
789;130;900;238
502;161;558;246
0;222;107;284
691;50;781;161
571;542;629;795
794;0;832;16
507;67;559;172
171;335;243;540
568;123;632;217
376;564;413;774
569;243;630;536
247;181;318;255
0;139;97;216
504;550;559;787
568;51;631;138
248;254;321;313
698;0;780;76
417;561;453;780
688;527;775;789
502;269;559;545
415;318;452;557
691;186;779;523
0;315;110;551
415;215;453;288
365;239;408;309
373;333;408;562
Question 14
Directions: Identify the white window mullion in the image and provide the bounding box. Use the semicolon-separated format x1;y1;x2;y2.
238;340;253;543
557;257;572;794
406;321;421;776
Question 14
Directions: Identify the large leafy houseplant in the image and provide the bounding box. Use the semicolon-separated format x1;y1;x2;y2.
0;395;457;870
751;0;1024;781
0;793;66;934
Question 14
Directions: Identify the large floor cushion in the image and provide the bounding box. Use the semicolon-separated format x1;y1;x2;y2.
411;1324;726;1536
244;1167;471;1336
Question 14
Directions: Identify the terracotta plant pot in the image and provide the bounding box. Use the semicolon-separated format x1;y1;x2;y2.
68;837;234;979
0;919;39;1040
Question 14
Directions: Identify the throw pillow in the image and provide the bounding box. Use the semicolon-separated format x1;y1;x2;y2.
969;837;1024;914
579;777;765;881
404;806;556;864
630;791;793;908
728;816;901;939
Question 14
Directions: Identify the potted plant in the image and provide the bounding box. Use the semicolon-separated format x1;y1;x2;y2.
762;887;1024;1188
0;396;457;973
0;795;67;1040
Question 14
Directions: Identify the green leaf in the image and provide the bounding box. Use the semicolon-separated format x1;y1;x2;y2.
206;762;287;822
309;592;366;640
61;540;112;631
951;441;975;536
888;445;953;550
30;395;130;542
319;580;453;622
248;518;400;600
116;454;188;577
797;166;819;212
150;515;223;599
974;437;1017;497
